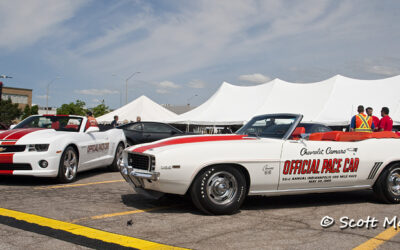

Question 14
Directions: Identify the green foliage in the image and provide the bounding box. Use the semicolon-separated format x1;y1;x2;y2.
21;105;39;119
91;100;109;117
0;98;22;126
57;100;87;115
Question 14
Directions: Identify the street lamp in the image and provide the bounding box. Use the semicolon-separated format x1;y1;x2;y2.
113;72;141;105
46;77;61;114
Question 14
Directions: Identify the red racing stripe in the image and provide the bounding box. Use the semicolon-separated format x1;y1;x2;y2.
5;128;44;140
1;141;17;145
0;153;13;164
0;130;20;140
132;135;253;153
0;170;13;175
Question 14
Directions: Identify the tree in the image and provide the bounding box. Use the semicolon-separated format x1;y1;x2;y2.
57;100;87;115
21;104;39;119
0;99;22;126
91;100;109;117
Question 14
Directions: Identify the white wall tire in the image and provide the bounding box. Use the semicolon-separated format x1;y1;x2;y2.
190;165;247;215
374;163;400;203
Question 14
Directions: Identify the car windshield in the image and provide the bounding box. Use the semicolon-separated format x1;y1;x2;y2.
15;116;83;132
236;114;299;139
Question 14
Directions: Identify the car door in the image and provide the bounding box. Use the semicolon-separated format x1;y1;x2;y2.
279;138;373;190
142;123;177;142
122;123;144;145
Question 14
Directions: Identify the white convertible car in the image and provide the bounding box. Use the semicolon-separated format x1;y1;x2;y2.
0;115;126;183
120;113;400;215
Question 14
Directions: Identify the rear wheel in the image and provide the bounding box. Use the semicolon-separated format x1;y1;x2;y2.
374;163;400;203
108;142;125;171
57;146;79;183
190;165;247;215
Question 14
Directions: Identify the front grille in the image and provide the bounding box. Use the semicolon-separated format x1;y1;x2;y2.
0;164;32;170
128;153;150;171
0;145;26;153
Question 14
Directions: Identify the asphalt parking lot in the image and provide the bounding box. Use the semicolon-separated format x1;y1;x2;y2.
0;168;399;250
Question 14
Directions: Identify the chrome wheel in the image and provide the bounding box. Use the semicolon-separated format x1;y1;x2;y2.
206;171;238;205
388;167;400;196
63;149;77;181
116;145;124;169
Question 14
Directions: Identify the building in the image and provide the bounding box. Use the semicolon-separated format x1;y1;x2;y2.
38;106;57;115
1;86;32;109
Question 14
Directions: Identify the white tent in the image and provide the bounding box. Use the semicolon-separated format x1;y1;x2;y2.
97;95;178;123
168;75;400;126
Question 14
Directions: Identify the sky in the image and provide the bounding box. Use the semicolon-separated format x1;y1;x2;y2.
1;0;400;110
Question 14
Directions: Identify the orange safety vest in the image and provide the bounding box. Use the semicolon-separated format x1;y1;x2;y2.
355;113;372;132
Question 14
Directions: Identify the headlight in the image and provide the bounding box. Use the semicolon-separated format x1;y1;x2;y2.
28;144;50;152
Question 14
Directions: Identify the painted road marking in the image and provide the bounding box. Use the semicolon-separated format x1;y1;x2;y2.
353;227;400;249
71;205;180;223
34;180;125;190
0;208;187;250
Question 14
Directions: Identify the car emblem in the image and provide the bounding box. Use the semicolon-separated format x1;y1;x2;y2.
0;147;6;152
262;165;274;175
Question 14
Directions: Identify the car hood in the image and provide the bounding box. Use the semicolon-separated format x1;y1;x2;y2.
0;128;71;144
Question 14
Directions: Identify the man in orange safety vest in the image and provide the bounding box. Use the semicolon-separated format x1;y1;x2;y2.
350;105;375;132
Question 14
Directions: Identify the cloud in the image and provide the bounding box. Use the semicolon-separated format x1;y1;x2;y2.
156;89;170;94
75;89;119;95
158;81;180;89
187;80;206;89
35;95;48;99
239;73;271;83
0;0;88;50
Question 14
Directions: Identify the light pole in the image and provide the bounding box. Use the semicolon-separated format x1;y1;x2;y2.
113;72;141;105
46;77;61;114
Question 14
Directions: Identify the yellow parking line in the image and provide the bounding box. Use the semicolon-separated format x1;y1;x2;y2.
353;227;400;250
71;205;179;223
0;207;187;249
34;180;125;190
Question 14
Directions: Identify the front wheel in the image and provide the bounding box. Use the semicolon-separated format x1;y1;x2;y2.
57;146;79;183
374;163;400;203
190;166;247;215
108;142;125;171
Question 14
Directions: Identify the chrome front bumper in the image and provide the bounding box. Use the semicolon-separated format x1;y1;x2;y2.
119;161;160;188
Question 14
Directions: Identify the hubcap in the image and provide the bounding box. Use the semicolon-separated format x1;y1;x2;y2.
388;167;400;196
116;145;124;169
63;149;77;180
206;171;238;205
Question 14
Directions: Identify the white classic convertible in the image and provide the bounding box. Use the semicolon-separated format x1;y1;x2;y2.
120;113;400;214
0;115;126;183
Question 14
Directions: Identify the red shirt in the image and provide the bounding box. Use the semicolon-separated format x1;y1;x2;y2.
372;116;380;129
379;116;393;131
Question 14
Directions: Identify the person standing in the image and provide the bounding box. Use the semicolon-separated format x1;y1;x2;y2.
111;115;119;127
136;116;141;122
378;107;393;131
366;107;380;131
350;105;375;132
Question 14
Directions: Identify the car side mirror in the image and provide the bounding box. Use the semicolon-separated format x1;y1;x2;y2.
9;124;16;130
86;126;99;133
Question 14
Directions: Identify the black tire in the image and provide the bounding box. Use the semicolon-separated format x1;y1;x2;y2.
108;142;125;171
374;163;400;203
190;165;247;215
57;146;79;183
